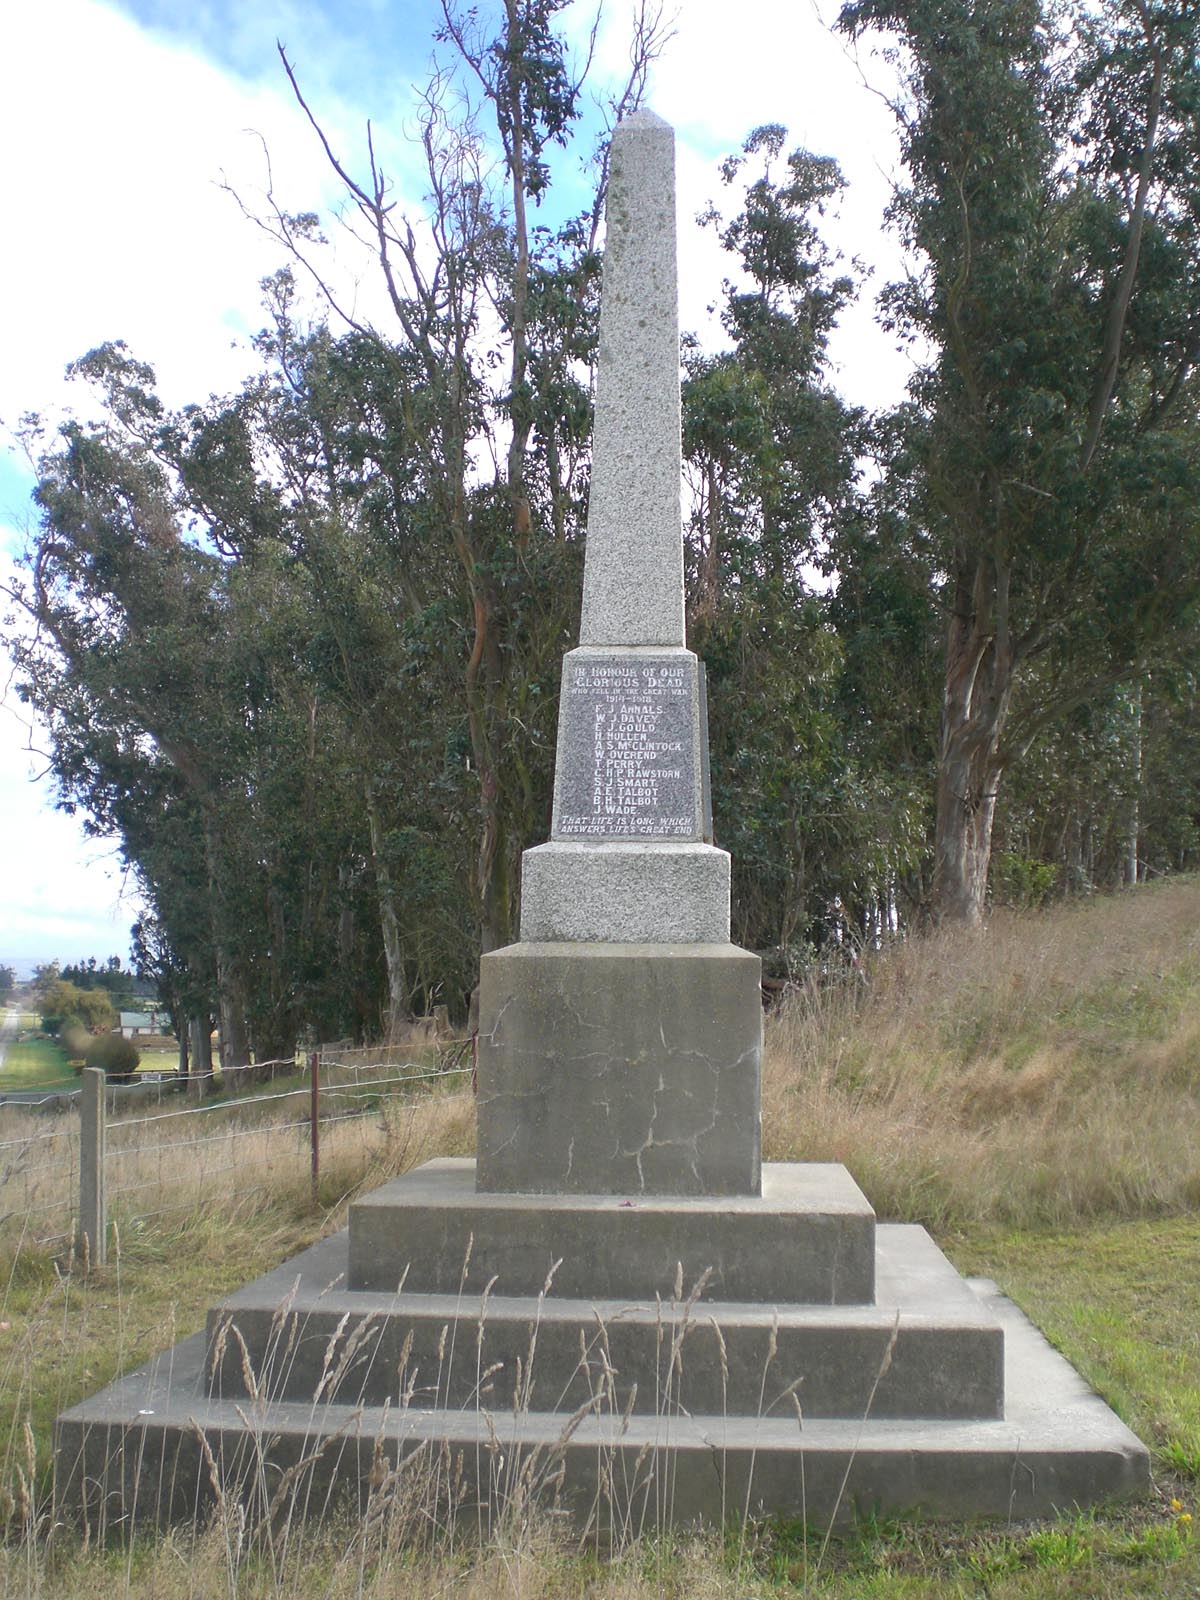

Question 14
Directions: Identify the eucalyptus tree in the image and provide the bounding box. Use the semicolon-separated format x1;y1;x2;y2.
840;0;1200;922
989;665;1200;895
9;372;257;1070
682;126;924;958
179;278;485;1025
7;345;390;1065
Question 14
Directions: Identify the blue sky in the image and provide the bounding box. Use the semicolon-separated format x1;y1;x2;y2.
0;0;909;970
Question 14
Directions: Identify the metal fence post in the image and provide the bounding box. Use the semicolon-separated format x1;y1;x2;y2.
310;1049;321;1204
78;1067;107;1269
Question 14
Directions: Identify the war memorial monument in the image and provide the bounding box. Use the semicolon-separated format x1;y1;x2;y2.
56;111;1148;1534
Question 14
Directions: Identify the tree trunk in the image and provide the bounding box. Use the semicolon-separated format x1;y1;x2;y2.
478;791;512;954
1123;685;1142;886
215;958;251;1079
932;556;1014;924
200;812;251;1077
188;1016;214;1098
364;775;409;1037
933;737;1002;925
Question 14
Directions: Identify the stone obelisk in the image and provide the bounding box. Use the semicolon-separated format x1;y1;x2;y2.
476;110;763;1196
57;113;1152;1518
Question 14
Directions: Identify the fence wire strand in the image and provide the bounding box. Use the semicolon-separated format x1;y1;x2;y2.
0;1131;77;1155
2;1041;474;1251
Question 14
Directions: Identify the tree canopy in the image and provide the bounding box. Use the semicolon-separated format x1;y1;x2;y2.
6;0;1200;1058
840;0;1200;921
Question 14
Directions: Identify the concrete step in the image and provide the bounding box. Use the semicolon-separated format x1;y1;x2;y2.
204;1226;1003;1421
55;1279;1147;1538
348;1158;876;1303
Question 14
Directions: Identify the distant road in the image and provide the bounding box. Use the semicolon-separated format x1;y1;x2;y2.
0;1007;17;1075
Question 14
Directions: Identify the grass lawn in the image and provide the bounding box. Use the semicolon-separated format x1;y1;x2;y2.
738;1214;1200;1597
948;1218;1200;1482
0;1038;181;1097
1;1208;1195;1597
0;1037;74;1093
130;1045;179;1075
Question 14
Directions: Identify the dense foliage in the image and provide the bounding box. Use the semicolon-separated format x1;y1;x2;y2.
840;0;1200;920
58;956;139;1010
83;1031;141;1082
39;979;117;1038
5;0;1200;1063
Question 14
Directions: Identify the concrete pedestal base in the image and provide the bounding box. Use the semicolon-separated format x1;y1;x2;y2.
476;943;762;1196
208;1222;999;1419
55;1160;1149;1539
350;1159;873;1302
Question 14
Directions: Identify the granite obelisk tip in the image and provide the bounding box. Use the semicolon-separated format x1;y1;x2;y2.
578;107;684;647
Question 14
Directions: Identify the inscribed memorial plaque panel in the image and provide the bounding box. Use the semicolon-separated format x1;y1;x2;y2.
553;653;700;840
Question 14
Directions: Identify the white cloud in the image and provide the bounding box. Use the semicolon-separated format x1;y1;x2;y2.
0;611;141;968
0;0;423;444
576;0;915;410
2;0;914;442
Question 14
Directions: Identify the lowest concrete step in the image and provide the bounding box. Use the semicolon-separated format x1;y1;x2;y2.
56;1278;1147;1537
204;1226;1004;1421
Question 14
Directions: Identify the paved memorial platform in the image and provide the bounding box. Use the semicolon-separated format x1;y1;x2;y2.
55;109;1148;1538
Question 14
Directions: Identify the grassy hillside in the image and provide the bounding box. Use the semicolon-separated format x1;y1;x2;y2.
1;879;1198;1596
764;875;1200;1228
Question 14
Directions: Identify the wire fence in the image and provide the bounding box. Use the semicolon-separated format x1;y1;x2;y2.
0;1040;474;1258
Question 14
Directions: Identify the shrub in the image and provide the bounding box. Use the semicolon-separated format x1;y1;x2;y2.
60;1022;91;1067
992;851;1059;909
84;1032;141;1082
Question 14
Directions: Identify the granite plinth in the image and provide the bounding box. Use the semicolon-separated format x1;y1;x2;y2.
519;846;730;943
476;942;761;1194
349;1160;874;1303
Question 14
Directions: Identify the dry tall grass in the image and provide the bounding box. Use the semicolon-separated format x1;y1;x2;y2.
0;1519;741;1600
4;885;1200;1594
0;1070;475;1265
763;877;1200;1228
0;1082;478;1583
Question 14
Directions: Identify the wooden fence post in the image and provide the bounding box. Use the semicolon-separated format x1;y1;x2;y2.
310;1050;321;1204
78;1067;107;1270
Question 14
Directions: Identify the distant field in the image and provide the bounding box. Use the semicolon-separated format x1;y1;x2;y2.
0;1035;74;1091
0;1034;178;1094
133;1042;180;1072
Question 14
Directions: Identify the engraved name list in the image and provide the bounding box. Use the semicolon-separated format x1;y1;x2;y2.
554;655;699;839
